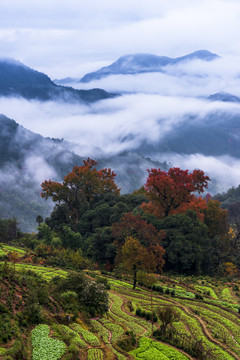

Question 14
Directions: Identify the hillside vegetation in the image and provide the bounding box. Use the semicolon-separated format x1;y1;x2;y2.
1;159;240;359
0;243;240;360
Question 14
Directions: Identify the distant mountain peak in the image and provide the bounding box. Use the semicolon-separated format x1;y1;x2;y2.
80;50;220;82
0;59;116;103
208;92;240;103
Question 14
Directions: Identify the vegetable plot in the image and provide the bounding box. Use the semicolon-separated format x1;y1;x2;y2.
31;324;66;360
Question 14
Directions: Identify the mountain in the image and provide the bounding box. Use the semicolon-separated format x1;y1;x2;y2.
0;114;86;231
80;50;219;82
133;110;240;158
0;58;116;102
0;115;167;231
208;92;240;103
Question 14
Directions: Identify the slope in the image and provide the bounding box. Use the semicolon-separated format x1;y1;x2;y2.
0;58;116;103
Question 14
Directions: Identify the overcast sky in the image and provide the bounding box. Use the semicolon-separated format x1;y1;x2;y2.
2;0;240;193
1;0;240;78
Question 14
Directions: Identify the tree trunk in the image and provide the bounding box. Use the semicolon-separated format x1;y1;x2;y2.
133;266;137;289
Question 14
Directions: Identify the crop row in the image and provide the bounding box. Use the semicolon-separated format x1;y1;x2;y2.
180;311;235;360
130;336;189;360
56;324;88;348
189;304;240;344
1;244;26;255
87;348;104;360
99;318;125;343
220;288;236;303
207;298;240;312
90;320;110;344
90;320;127;360
204;316;240;354
71;323;100;346
31;324;66;360
109;293;152;336
193;285;218;299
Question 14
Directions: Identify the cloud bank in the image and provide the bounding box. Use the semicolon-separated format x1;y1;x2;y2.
1;0;240;78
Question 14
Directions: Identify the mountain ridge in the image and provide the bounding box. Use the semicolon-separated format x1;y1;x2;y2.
79;50;219;83
0;58;116;103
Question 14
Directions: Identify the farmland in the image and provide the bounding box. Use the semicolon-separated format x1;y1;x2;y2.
0;244;240;359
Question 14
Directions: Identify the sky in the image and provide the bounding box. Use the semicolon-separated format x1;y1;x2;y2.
1;0;240;194
1;0;240;78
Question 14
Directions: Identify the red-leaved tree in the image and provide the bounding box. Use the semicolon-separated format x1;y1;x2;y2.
142;167;210;219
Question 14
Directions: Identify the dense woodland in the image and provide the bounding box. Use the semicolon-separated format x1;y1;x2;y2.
1;158;240;278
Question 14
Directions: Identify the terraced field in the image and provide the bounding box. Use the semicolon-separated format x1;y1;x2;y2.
86;275;240;359
1;259;240;359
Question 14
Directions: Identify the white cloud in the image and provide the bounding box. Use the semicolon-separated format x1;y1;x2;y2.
0;0;240;77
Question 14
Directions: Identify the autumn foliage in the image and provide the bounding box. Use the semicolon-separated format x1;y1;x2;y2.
113;213;165;287
142;167;210;219
112;212;165;248
41;158;120;223
121;236;165;288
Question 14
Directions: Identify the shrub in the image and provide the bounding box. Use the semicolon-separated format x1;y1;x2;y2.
195;294;204;300
135;308;142;317
126;300;134;312
117;331;136;352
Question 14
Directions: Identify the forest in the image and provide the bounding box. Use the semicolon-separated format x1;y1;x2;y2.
0;158;240;360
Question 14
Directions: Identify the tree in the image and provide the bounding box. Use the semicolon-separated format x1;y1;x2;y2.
112;212;165;249
0;218;19;243
41;158;120;224
203;200;228;239
56;273;109;316
120;237;151;289
120;236;165;289
156;306;180;337
36;215;43;226
155;210;209;274
142;167;210;218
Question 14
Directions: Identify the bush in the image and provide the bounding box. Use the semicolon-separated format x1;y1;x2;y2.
117;331;136;352
126;300;134;312
145;312;151;321
95;276;110;290
136;308;142;317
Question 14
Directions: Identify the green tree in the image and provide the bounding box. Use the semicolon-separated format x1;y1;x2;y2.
156;306;180;337
155;210;209;274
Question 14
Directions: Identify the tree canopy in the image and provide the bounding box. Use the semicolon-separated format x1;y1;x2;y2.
142;167;210;218
41;158;120;223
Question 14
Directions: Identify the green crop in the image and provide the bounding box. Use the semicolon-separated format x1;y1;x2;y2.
87;348;104;360
31;324;66;360
71;323;100;346
130;337;189;359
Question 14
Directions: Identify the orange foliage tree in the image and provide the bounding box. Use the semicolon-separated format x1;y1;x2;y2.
41;158;120;223
120;236;165;289
113;213;165;286
142;167;210;219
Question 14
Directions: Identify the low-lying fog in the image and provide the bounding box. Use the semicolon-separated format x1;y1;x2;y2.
1;55;240;194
